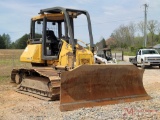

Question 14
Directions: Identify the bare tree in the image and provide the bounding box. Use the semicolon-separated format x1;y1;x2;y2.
111;22;137;49
128;22;136;46
147;20;158;47
157;23;160;36
111;25;128;49
156;23;160;43
137;21;145;47
137;21;144;36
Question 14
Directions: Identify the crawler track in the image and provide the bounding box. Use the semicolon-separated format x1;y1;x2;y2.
11;67;61;100
16;90;52;101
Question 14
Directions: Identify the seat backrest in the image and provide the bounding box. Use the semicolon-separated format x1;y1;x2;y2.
46;30;57;41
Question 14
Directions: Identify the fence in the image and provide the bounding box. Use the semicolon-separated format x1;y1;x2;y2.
112;51;124;61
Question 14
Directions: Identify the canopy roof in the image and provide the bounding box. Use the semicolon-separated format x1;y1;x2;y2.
32;6;85;21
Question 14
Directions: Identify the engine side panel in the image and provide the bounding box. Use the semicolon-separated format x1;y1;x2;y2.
20;44;44;63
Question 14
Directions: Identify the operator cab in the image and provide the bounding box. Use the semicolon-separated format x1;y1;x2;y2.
29;13;65;58
28;7;94;60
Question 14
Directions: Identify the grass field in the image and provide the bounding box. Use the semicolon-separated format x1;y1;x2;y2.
0;49;31;84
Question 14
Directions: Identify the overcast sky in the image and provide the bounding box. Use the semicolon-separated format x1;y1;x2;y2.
0;0;159;43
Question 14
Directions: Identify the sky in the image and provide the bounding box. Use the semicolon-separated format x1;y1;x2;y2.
0;0;160;43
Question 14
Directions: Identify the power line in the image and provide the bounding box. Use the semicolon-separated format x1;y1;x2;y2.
92;17;144;24
75;17;144;27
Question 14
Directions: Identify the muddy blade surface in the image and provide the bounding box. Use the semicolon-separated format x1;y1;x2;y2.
60;65;151;111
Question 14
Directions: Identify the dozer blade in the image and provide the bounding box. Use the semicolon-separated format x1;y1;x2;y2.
60;64;151;111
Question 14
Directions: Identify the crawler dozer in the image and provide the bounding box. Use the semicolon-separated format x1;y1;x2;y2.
11;7;150;111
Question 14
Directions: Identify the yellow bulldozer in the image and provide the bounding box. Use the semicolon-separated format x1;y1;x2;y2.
11;7;150;111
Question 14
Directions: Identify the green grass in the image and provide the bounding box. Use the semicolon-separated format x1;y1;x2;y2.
0;76;10;84
0;49;31;84
0;59;21;65
123;51;136;56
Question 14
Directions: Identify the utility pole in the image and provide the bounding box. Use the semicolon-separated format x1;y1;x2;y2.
144;4;148;48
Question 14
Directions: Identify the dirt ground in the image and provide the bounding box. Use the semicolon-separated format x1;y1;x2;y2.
0;54;160;119
0;67;159;120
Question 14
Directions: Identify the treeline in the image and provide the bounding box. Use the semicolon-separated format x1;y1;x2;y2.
0;34;29;49
95;38;107;50
0;33;11;49
108;20;160;51
1;19;160;50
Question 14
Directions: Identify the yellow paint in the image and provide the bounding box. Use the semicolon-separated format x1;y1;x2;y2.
32;12;79;21
58;40;73;67
58;39;94;67
32;13;64;21
20;44;44;63
20;39;94;68
76;48;94;67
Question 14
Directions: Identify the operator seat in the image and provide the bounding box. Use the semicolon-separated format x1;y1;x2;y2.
46;30;59;56
46;30;58;42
